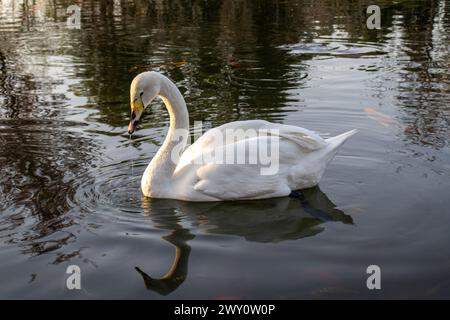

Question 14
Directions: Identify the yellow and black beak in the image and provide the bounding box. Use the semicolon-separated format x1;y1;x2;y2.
128;98;144;135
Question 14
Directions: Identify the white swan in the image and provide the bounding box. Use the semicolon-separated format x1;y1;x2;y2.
128;71;356;202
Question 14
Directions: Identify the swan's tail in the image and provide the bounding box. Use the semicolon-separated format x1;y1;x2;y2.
288;129;357;190
322;129;358;164
326;129;358;147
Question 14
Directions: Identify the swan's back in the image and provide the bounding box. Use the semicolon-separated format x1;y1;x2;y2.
170;120;357;201
176;120;327;174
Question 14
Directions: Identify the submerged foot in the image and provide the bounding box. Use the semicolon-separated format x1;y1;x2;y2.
289;190;305;200
289;190;334;222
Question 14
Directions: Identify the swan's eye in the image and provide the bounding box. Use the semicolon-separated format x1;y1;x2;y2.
131;111;136;120
140;91;144;97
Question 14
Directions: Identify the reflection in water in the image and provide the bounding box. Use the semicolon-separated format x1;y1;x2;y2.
0;118;96;253
385;0;450;149
137;187;352;295
135;228;194;296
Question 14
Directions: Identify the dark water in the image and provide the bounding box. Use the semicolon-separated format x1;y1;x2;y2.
0;0;449;299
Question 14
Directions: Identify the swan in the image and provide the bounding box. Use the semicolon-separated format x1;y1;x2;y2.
127;71;357;202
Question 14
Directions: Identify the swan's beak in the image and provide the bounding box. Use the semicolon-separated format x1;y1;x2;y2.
128;119;138;135
128;98;144;135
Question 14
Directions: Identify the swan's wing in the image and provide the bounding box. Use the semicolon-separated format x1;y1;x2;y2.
193;162;290;200
177;120;269;170
215;120;327;150
176;120;327;173
263;123;327;151
189;135;304;200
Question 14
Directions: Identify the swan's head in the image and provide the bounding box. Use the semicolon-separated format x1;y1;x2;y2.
128;72;161;134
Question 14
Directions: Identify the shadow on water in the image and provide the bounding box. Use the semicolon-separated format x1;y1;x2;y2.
135;186;352;295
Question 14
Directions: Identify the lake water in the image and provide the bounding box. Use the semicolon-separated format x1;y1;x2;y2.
0;0;449;299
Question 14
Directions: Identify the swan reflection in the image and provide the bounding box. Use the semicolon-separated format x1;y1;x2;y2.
135;186;352;295
135;228;194;296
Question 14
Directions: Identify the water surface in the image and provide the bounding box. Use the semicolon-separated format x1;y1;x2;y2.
0;0;449;299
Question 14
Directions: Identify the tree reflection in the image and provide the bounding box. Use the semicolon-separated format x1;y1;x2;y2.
384;0;450;148
0;5;96;254
2;0;448;143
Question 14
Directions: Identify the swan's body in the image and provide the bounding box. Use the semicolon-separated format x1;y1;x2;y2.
128;71;357;202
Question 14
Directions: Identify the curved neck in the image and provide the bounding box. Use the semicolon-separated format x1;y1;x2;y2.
150;76;189;178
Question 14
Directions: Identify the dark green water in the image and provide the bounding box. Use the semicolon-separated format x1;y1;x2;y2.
0;0;449;299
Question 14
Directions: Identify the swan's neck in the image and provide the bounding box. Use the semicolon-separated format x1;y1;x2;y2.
148;76;189;182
